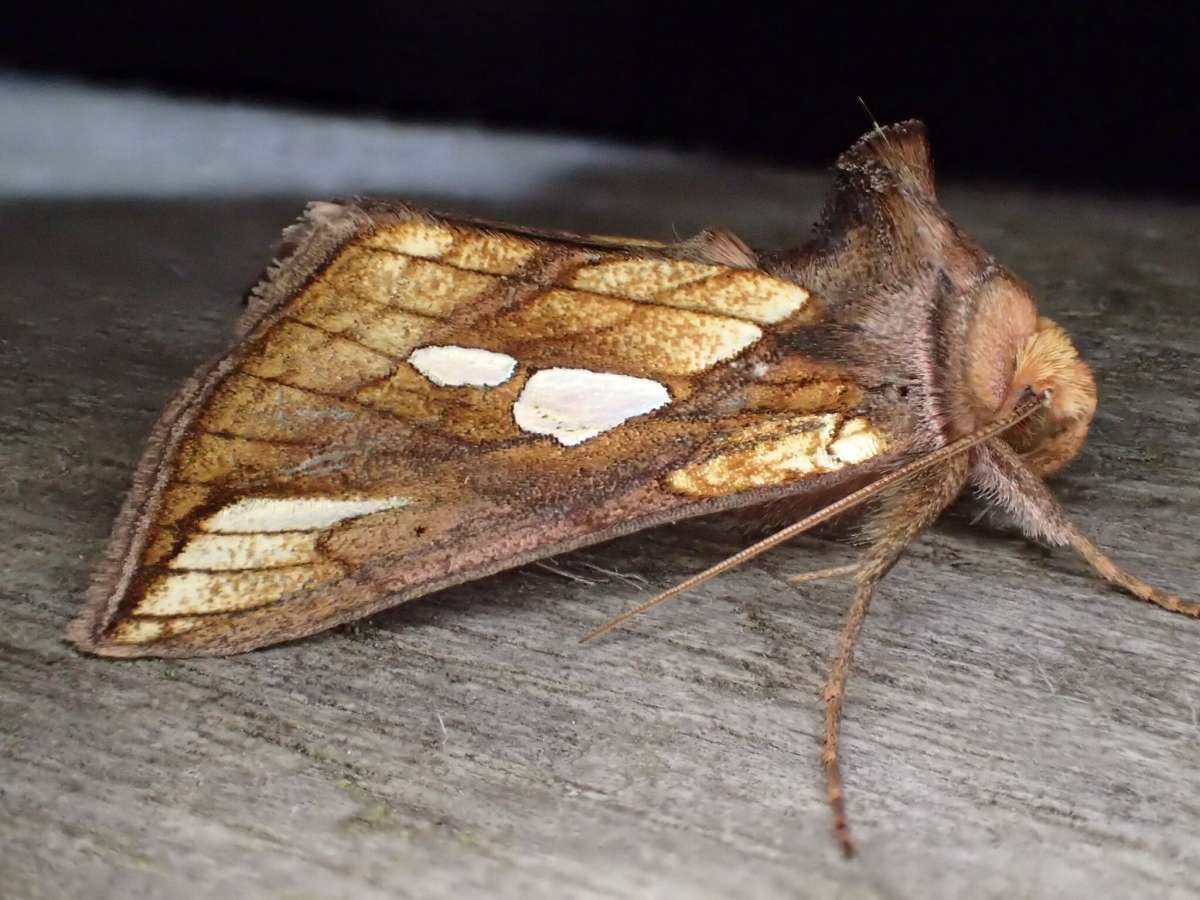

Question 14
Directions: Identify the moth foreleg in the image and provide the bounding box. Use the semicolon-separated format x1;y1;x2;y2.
972;438;1200;618
823;453;970;857
1066;529;1200;617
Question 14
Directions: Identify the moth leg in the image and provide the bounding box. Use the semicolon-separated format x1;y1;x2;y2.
1065;530;1200;616
973;439;1200;618
787;563;859;585
823;454;970;858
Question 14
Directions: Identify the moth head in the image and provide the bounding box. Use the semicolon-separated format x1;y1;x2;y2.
1006;317;1098;475
965;276;1097;476
805;123;1099;478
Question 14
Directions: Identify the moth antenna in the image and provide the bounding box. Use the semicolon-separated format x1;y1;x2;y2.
580;393;1046;643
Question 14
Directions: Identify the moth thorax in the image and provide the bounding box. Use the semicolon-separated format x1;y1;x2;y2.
962;277;1097;477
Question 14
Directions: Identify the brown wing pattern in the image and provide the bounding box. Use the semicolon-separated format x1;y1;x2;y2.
71;202;893;657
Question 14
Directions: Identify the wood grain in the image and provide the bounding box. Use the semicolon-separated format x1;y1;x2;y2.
2;125;1199;898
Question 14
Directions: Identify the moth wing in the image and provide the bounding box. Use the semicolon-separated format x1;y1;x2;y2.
70;201;893;657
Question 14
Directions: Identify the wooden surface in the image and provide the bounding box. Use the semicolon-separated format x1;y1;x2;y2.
3;80;1200;899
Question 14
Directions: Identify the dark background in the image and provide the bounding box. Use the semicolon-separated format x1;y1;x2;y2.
5;5;1197;198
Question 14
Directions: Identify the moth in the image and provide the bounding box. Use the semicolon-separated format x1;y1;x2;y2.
69;121;1197;856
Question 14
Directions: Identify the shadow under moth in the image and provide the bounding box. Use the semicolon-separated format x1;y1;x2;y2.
69;121;1198;856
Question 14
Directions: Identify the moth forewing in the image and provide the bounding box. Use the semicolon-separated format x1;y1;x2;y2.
71;199;894;658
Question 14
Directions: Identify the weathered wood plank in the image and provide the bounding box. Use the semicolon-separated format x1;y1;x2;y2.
2;89;1199;900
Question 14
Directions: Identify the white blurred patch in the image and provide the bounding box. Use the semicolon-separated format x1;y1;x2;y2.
202;496;410;533
408;345;518;387
169;532;321;570
513;367;670;446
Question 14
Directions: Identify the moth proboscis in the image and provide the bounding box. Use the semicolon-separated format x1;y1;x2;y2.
69;121;1198;857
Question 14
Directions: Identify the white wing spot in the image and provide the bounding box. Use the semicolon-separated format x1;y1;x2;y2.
408;345;518;387
513;368;670;446
170;532;322;570
830;418;887;464
135;566;341;616
110;617;204;644
202;496;411;533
